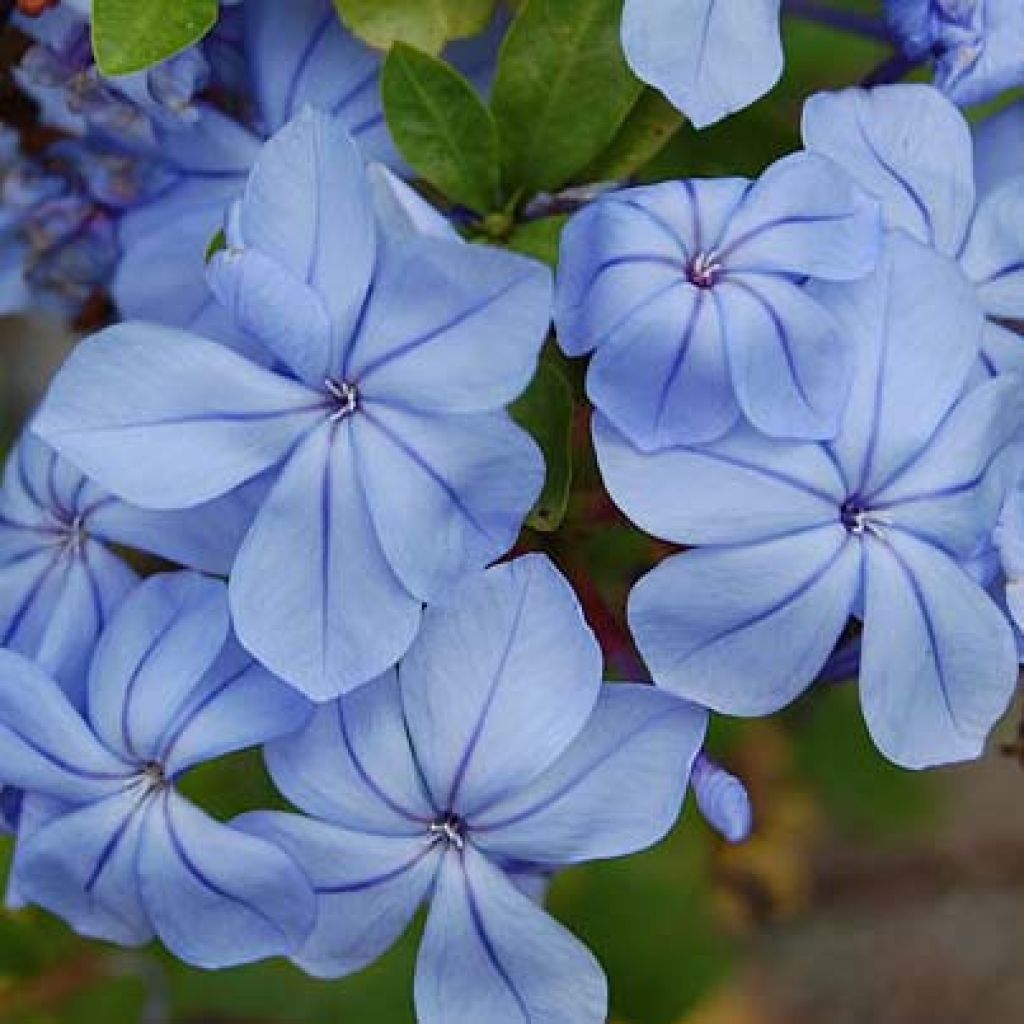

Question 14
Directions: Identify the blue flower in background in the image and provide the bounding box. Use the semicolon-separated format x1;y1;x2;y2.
0;429;257;704
556;151;882;449
597;232;1024;769
974;100;1024;198
236;555;708;1023
803;84;1024;374
886;0;1024;107
35;110;550;701
621;0;784;129
0;572;314;967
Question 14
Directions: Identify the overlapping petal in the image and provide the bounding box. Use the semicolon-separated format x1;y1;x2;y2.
974;102;1024;197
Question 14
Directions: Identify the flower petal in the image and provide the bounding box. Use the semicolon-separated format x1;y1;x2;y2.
15;790;152;946
472;684;706;864
34;323;323;510
400;555;603;817
801;85;975;257
230;423;421;701
138;791;315;968
594;413;844;546
228;108;376;383
236;811;439;979
860;532;1018;769
265;672;436;835
355;407;542;601
87;573;230;764
718;152;882;280
974;101;1024;197
415;846;607;1024
961;178;1024;321
621;0;783;130
818;232;982;497
719;273;850;439
629;526;860;715
350;236;551;414
0;650;131;801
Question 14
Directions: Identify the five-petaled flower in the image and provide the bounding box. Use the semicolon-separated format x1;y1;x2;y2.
237;555;708;1024
597;232;1024;769
556;149;882;449
35;109;551;701
0;572;314;967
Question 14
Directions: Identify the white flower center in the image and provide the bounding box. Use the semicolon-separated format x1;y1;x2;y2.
325;378;359;421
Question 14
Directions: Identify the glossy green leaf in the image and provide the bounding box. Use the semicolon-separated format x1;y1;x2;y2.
383;44;503;214
334;0;497;53
511;357;574;532
491;0;642;195
505;215;568;268
92;0;217;76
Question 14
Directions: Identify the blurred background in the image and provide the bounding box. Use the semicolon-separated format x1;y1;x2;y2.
3;7;1024;1024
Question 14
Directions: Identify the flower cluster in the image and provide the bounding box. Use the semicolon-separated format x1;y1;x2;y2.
1;2;1023;1022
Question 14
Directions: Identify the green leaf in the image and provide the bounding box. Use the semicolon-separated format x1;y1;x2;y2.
335;0;496;53
511;357;574;532
505;215;568;268
204;228;227;264
92;0;217;76
491;0;643;196
382;44;503;214
581;88;685;182
443;0;499;38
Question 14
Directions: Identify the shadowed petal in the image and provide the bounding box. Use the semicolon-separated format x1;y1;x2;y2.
974;102;1024;197
802;85;975;257
472;684;706;864
629;526;861;715
355;407;543;601
34;323;324;510
138;791;316;968
400;556;603;817
621;0;783;130
236;811;440;979
860;531;1018;768
230;423;421;701
415;846;607;1024
961;179;1024;321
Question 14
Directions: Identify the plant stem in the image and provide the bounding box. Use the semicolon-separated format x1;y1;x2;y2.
862;50;919;86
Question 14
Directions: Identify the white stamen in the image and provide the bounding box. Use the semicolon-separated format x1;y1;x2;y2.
325;378;359;421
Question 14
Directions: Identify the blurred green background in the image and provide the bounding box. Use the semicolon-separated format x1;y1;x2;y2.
3;6;1024;1023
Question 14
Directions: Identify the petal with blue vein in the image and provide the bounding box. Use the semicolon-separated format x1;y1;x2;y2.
960;179;1024;321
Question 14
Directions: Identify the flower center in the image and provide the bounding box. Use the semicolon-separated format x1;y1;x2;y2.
687;251;723;289
60;512;87;553
324;378;359;421
140;761;167;795
841;501;893;539
428;814;466;850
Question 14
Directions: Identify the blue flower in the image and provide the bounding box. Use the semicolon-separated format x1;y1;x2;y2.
35;110;550;701
596;231;1024;769
803;84;1024;374
886;0;1024;106
235;555;708;1022
974;100;1024;198
556;151;882;448
0;429;257;705
621;0;784;129
0;572;314;967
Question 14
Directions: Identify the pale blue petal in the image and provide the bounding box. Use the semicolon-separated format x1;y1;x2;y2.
0;650;131;801
87;573;230;764
236;811;439;979
349;236;551;414
400;555;603;817
230;423;421;701
15;791;153;946
138;791;316;968
355;407;542;601
691;753;754;843
156;638;312;777
718;272;850;439
629;527;861;715
35;323;324;510
981;320;1024;374
961;179;1024;321
415;846;607;1024
367;164;460;242
801;85;975;257
818;232;982;496
588;286;740;448
594;414;844;546
860;531;1018;768
621;0;783;130
230;108;376;383
265;671;435;833
935;0;1024;107
718;152;882;280
156;106;263;176
974;102;1024;197
472;684;706;864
